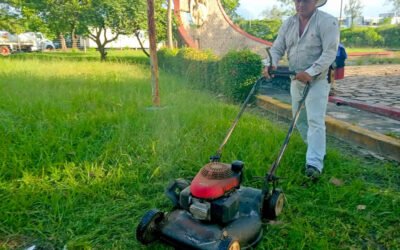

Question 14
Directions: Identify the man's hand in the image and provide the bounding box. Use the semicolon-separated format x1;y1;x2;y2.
263;66;276;79
295;71;312;83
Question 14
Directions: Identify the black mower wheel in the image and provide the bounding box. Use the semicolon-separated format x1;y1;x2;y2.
263;189;285;220
218;238;240;250
136;209;164;244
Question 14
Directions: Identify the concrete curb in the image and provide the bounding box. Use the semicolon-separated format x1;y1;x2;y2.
329;96;400;121
257;95;400;162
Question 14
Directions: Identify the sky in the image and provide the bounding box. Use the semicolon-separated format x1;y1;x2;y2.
237;0;395;19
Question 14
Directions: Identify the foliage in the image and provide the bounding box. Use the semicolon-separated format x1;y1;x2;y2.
78;0;145;60
344;0;363;27
260;5;287;20
0;53;399;249
219;50;262;101
274;0;295;17
220;0;241;21
158;47;220;91
0;3;24;33
237;19;282;42
341;27;383;47
387;0;400;13
341;26;400;48
158;48;262;101
0;0;168;60
376;25;400;48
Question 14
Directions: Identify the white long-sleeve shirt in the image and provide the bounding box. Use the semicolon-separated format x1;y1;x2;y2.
264;10;340;80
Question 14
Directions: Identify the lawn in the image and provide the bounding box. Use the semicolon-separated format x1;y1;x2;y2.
0;52;399;249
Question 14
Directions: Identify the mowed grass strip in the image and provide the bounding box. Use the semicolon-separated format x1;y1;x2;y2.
0;56;399;250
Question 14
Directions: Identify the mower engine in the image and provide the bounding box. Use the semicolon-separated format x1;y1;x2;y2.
178;161;244;223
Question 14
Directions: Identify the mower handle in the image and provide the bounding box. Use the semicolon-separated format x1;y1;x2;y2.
266;82;311;181
212;76;265;161
265;48;296;78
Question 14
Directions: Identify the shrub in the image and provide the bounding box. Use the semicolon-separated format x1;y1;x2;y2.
157;48;263;101
219;50;262;101
157;47;179;71
341;27;383;47
377;25;400;48
158;47;219;90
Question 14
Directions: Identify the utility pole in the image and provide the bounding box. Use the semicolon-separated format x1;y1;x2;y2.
167;0;173;48
147;0;160;106
339;0;344;27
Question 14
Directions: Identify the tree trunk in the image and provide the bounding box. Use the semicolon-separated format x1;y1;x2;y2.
167;0;173;48
147;0;160;107
72;28;78;49
60;33;67;51
135;31;150;57
96;41;107;61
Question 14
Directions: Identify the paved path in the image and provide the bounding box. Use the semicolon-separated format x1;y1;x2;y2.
333;65;400;108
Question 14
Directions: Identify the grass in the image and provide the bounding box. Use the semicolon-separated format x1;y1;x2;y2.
346;47;400;65
11;49;150;65
346;48;388;53
0;53;399;249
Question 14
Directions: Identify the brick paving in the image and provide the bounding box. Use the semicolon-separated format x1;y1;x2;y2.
333;65;400;109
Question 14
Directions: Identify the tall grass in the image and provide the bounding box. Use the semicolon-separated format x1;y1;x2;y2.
0;55;399;249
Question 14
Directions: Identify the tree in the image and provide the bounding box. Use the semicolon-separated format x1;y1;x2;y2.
166;0;173;48
345;0;363;28
260;5;286;20
276;0;295;17
0;3;23;32
131;0;167;57
38;0;87;50
79;0;145;60
237;19;282;41
387;0;400;14
0;1;50;35
220;0;240;21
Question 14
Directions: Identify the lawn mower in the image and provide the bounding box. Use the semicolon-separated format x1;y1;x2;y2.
136;67;310;249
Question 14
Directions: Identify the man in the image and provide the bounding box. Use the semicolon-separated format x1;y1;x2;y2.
263;0;339;179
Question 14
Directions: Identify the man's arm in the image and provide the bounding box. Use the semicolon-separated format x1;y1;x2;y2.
262;21;288;67
305;17;340;77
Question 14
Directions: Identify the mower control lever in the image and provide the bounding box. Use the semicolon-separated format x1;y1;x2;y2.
266;82;311;182
266;48;297;78
269;69;296;78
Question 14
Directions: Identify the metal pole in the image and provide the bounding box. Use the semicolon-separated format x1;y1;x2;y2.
147;0;160;106
167;0;173;48
339;0;343;27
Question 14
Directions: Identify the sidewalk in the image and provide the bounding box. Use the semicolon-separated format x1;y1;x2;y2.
256;67;400;162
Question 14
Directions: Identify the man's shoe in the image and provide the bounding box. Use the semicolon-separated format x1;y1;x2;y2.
305;165;321;179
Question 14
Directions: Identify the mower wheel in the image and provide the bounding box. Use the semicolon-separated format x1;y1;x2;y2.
218;238;240;250
263;189;285;220
136;209;164;244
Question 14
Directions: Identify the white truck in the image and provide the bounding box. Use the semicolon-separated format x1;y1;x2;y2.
0;31;55;56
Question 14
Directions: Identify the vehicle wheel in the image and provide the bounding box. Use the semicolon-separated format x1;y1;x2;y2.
46;45;54;50
218;238;240;250
263;189;285;220
136;209;164;244
0;46;11;56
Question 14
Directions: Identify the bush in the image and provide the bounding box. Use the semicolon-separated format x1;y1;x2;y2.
157;47;179;71
377;25;400;48
219;50;262;101
341;27;383;47
157;48;263;101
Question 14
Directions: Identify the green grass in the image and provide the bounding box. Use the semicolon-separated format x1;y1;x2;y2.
345;47;400;65
346;48;388;53
11;49;150;65
0;54;399;249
